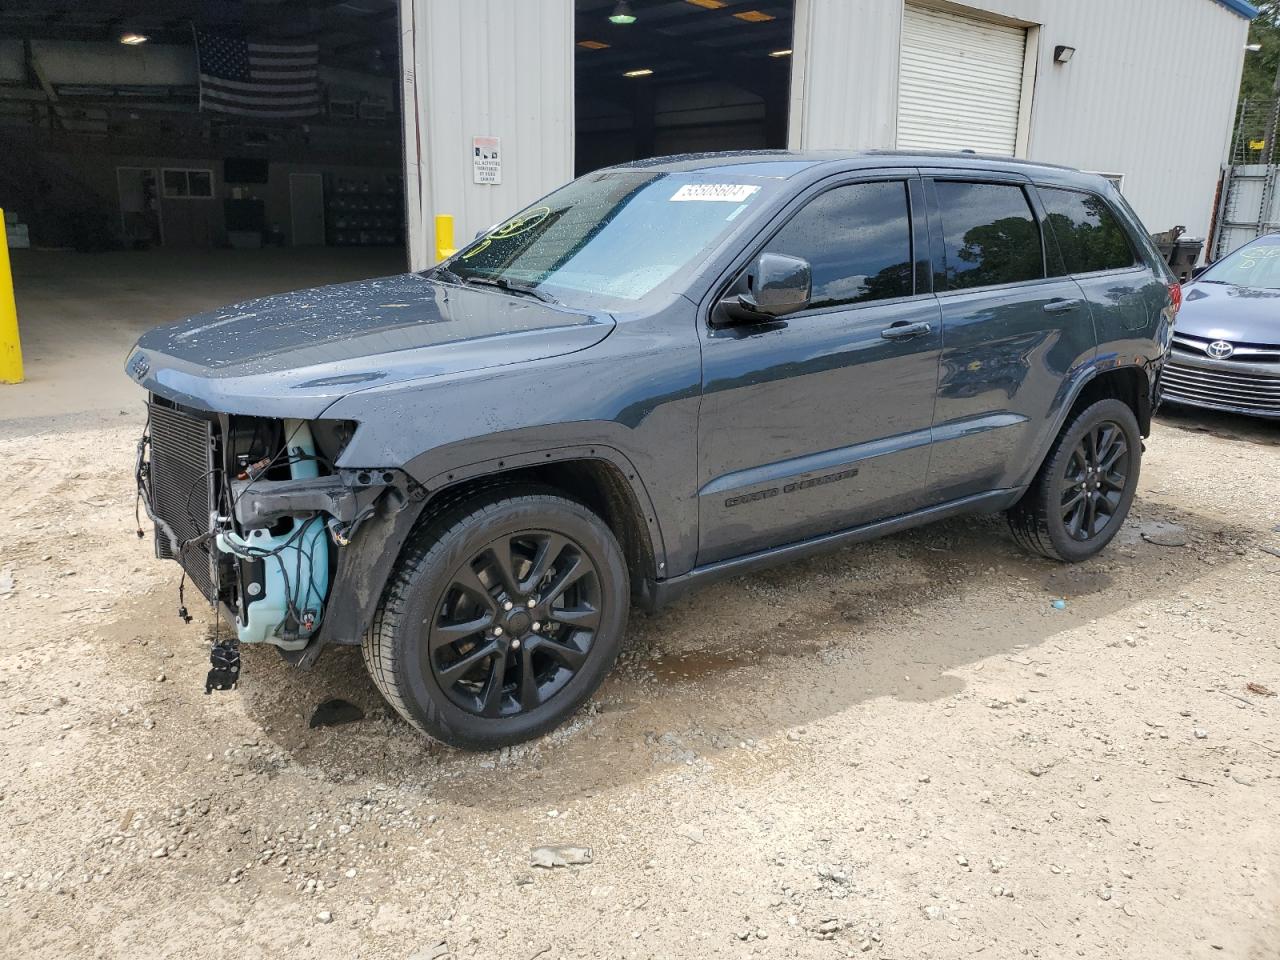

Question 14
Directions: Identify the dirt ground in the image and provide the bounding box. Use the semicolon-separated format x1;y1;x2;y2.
1;403;1277;960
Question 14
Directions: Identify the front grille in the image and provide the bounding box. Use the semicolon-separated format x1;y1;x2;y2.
1162;357;1280;414
147;400;220;602
1172;332;1280;363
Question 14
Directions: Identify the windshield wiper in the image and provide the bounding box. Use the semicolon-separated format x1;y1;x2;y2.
463;275;560;305
426;264;465;285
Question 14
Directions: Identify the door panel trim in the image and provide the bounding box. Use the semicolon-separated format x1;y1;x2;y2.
699;425;933;498
930;411;1029;444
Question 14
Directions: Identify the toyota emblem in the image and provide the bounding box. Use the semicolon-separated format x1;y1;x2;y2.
1206;340;1235;360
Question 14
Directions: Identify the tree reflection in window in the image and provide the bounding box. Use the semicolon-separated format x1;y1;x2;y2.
936;181;1044;291
765;180;914;308
1040;188;1135;275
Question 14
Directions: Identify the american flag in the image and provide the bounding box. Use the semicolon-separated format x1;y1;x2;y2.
194;28;320;119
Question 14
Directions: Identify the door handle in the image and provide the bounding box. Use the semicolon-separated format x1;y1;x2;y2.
1043;298;1084;314
880;320;932;341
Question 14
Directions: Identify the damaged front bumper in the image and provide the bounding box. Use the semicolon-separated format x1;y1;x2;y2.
137;397;420;657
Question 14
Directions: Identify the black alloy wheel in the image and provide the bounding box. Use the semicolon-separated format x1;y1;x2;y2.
1007;398;1142;562
363;486;629;750
1059;420;1131;542
429;530;602;718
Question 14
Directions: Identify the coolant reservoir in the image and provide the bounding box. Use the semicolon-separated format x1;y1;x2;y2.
216;420;330;650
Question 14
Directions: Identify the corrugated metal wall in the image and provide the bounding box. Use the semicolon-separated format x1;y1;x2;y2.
788;0;903;150
791;0;1249;243
402;0;574;271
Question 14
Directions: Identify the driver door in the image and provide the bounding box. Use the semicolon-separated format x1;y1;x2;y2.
696;174;943;565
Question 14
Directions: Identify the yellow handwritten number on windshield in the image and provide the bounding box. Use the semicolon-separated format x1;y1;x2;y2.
461;205;553;260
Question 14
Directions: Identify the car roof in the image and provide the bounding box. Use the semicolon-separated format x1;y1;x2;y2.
610;149;1096;185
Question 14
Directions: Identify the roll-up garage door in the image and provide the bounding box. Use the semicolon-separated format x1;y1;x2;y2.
897;4;1027;155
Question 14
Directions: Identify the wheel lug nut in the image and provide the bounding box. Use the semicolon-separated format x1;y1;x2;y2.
527;598;537;608
532;622;541;632
503;600;514;612
493;626;504;637
511;638;521;650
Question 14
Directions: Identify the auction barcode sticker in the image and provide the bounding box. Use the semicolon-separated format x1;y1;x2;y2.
670;183;761;203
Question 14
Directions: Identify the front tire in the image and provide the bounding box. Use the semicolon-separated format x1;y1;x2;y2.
1007;398;1141;562
363;487;629;750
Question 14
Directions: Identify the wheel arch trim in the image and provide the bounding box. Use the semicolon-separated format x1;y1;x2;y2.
1017;358;1154;490
304;443;666;667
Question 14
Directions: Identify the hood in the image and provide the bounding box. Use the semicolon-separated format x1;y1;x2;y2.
126;273;614;418
1177;281;1280;344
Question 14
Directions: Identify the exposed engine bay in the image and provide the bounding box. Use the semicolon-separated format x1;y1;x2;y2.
135;396;402;659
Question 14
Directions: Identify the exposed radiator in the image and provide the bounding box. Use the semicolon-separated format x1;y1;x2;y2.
147;400;220;603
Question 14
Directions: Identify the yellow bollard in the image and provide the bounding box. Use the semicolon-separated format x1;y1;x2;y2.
434;213;457;263
0;209;23;384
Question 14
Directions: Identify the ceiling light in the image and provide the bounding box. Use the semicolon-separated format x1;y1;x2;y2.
609;1;637;24
686;0;727;8
1053;44;1075;63
119;32;149;45
733;10;775;22
577;39;610;50
623;68;653;77
769;48;792;57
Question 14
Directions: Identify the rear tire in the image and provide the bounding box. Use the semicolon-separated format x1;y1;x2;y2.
1007;398;1141;562
363;486;629;750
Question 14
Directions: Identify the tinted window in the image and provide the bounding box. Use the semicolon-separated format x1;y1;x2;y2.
1040;187;1136;274
764;181;913;308
935;181;1044;291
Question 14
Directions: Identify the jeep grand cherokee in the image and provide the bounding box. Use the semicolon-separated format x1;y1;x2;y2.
127;151;1176;749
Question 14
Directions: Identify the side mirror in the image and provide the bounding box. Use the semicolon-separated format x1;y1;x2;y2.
1190;264;1211;280
718;253;812;324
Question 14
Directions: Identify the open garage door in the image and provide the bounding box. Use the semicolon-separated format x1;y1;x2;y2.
0;0;407;411
896;4;1028;156
574;1;795;174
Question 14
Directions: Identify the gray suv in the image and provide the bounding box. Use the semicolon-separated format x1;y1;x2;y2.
128;151;1176;749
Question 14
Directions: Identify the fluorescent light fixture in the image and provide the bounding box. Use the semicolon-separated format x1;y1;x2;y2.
769;48;793;58
609;1;637;24
577;39;610;50
119;32;149;45
1053;44;1075;63
623;68;654;77
734;10;775;22
1246;43;1263;52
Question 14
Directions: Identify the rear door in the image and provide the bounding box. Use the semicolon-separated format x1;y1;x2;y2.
922;174;1096;501
696;173;941;565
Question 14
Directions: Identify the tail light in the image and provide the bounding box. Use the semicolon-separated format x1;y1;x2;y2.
1168;281;1182;317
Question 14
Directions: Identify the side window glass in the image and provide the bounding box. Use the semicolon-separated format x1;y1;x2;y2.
1040;187;1137;274
764;181;913;309
934;181;1044;291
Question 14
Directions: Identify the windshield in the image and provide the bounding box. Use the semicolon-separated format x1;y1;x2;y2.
1201;239;1280;289
435;170;774;307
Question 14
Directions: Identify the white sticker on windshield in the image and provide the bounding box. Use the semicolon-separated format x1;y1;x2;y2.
670;183;761;203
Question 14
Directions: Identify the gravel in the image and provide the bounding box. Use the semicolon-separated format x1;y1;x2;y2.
1;410;1278;959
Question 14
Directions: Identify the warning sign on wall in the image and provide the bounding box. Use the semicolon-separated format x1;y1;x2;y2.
472;136;501;185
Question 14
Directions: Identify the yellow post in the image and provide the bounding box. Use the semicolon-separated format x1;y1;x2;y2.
0;209;23;384
434;213;457;263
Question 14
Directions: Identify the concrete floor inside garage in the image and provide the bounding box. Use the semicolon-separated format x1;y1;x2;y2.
0;246;405;432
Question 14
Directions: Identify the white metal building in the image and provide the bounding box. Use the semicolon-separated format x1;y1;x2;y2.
401;0;1256;270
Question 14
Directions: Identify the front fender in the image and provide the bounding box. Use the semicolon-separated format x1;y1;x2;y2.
299;440;669;668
